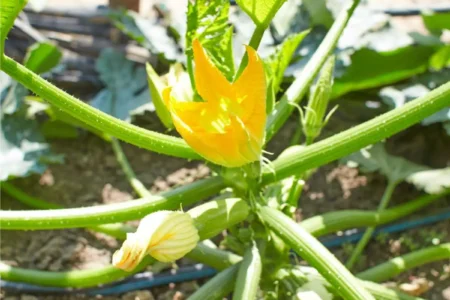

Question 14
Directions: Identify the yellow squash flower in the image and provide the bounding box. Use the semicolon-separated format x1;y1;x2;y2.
112;211;199;271
163;40;266;168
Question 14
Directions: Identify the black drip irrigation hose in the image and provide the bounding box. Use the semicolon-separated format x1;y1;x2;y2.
2;209;450;295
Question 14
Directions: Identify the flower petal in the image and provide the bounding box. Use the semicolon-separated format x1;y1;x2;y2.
193;39;232;103
232;45;266;148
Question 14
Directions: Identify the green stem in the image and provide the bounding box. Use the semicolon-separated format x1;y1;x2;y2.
0;177;225;229
0;245;238;288
346;181;398;270
110;138;152;198
0;257;154;288
233;242;262;300
301;190;449;237
235;25;266;80
1;181;59;209
188;264;240;300
357;243;450;282
0;56;198;160
188;241;242;270
2;184;244;270
263;81;450;184
301;267;424;300
265;0;360;141
259;206;374;300
1;181;135;239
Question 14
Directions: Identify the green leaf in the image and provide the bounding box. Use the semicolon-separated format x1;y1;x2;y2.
236;0;285;28
422;11;450;34
332;46;436;98
266;80;275;114
379;69;450;127
0;75;27;115
146;63;173;129
40;120;79;139
406;168;450;195
430;45;450;71
90;49;153;122
1;41;62;115
23;41;62;74
186;0;235;80
265;30;309;93
109;9;180;61
0;0;27;56
303;0;334;28
0;109;57;180
341;143;428;183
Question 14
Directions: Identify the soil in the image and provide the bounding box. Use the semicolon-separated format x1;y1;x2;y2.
1;96;450;300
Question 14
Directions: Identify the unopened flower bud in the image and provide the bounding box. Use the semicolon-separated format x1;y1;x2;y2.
113;211;199;271
303;55;335;144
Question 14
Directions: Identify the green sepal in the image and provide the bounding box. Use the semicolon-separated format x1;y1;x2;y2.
145;63;174;129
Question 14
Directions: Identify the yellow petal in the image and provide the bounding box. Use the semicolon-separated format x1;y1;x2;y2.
193;39;232;103
232;45;266;148
164;42;266;168
112;211;199;269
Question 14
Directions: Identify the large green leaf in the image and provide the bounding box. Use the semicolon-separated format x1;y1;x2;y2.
430;45;450;71
302;0;333;28
186;0;234;80
24;41;62;74
0;0;27;56
236;0;285;28
1;41;62;115
265;30;309;93
0;109;60;181
109;9;180;61
422;11;450;34
341;143;428;184
90;49;153;122
406;168;450;195
332;46;436;98
379;69;450;131
0;73;27;115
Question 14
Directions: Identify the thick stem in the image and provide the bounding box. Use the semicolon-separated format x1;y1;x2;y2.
188;241;242;270
1;182;135;239
259;206;374;300
346;181;398;270
0;56;198;160
188;264;240;300
110;138;151;198
232;242;262;300
0;177;225;229
265;0;360;141
263;81;450;184
301;190;449;237
357;243;450;282
0;258;154;288
301;267;424;300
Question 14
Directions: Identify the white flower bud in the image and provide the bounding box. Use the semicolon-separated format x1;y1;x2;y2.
112;211;199;271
